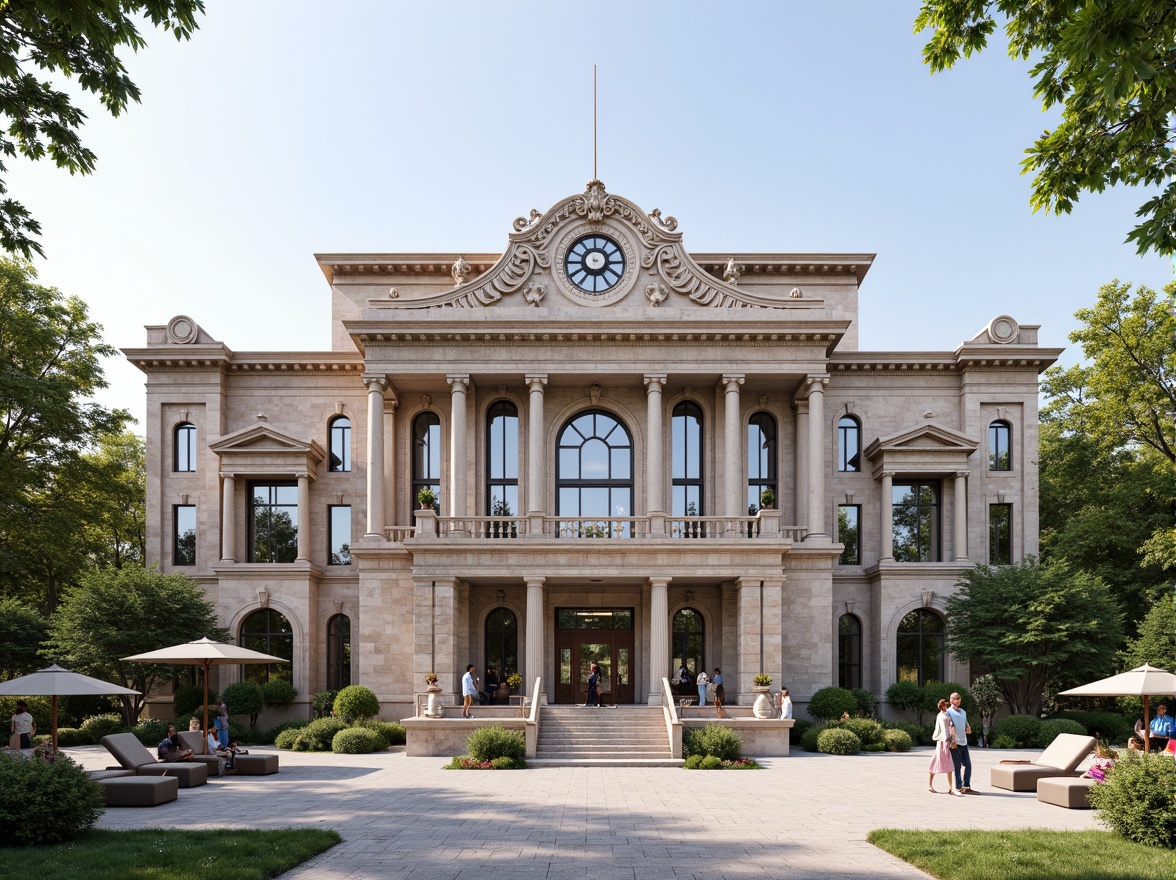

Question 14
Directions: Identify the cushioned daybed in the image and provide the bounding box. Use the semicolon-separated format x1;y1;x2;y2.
1037;776;1095;809
990;733;1095;792
101;732;208;788
177;730;229;776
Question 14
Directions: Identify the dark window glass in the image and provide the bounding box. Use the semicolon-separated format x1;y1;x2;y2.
175;423;196;472
672;402;704;519
412;412;442;513
555;609;634;630
989;421;1012;471
174;504;196;566
892;482;940;562
327;614;351;690
249;483;298;563
671;608;704;680
838;504;861;565
838;416;861;472
486;400;519;527
484;607;519;681
989;503;1013;565
896;609;945;686
556;411;633;537
329;416;351;472
328;505;351;565
746;412;777;514
838;614;862;689
239;608;293;684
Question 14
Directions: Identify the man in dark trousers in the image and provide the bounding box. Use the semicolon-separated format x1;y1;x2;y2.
484;666;499;704
947;691;974;793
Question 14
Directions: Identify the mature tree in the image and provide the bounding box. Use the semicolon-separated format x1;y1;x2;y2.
79;431;146;569
916;2;1176;255
1119;593;1176;672
0;1;204;258
44;566;228;724
946;558;1123;717
0;596;47;678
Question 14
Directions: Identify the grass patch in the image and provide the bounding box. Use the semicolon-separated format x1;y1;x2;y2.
868;829;1176;880
0;828;340;880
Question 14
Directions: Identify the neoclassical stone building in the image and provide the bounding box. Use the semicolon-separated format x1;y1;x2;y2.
125;180;1060;718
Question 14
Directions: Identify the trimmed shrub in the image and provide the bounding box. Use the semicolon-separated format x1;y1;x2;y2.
683;724;743;761
54;727;94;747
262;679;297;708
790;719;812;744
222;681;265;728
265;720;308;745
801;724;826;753
1053;710;1131;743
358;720;406;748
991;735;1018;749
683;754;704;769
490;756;524;769
131;719;169;748
921;682;974;719
886;680;925;723
883;729;913;752
275;728;302;750
817;727;861;755
292;717;349;752
807;687;858;722
990;714;1042;748
887;720;930;746
332;727;384;754
80;713;126;741
0;753;104;846
1088;752;1176;847
467;725;526;763
333;685;380;721
172;684;212;717
312;690;338;718
839;717;885;748
1034;717;1088;748
849;688;877;719
699;755;723;769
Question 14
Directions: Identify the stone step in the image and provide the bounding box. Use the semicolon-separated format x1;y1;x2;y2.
527;758;684;768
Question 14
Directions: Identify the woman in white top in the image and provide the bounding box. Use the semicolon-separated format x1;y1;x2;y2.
928;698;960;795
777;688;793;720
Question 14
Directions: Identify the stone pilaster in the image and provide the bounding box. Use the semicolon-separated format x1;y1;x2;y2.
364;376;386;537
447;375;470;517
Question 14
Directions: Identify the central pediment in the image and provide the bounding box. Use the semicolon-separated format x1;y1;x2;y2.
210;422;326;479
863;422;979;479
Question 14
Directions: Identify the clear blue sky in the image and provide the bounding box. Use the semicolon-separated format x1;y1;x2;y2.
12;2;1170;428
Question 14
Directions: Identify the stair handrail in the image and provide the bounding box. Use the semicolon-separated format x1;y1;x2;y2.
660;676;684;759
523;676;542;759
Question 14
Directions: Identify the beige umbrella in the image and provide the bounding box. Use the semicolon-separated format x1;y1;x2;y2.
1057;663;1176;753
122;637;289;736
0;664;140;752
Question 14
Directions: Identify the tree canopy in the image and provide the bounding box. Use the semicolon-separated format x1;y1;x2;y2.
0;1;204;258
0;596;48;679
915;1;1176;255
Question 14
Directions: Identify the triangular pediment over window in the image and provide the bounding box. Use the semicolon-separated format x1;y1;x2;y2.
862;422;979;479
210;423;326;479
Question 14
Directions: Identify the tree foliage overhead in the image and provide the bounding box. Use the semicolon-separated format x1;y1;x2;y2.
0;595;48;678
915;1;1176;255
0;0;204;258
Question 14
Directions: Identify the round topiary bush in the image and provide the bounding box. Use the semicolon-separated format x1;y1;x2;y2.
358;720;406;748
261;679;297;708
0;753;104;846
333;685;380;721
467;725;526;763
887;720;929;746
490;756;524;769
275;728;302;750
801;724;826;752
990;714;1042;748
54;727;94;747
1088;752;1176;847
699;755;723;769
839;717;885;748
683;755;704;769
80;713;127;741
817;727;861;755
265;720;307;745
683;724;743;761
808;686;858;722
222;681;265;727
292;717;349;752
1035;717;1088;748
332;727;384;754
883;729;913;752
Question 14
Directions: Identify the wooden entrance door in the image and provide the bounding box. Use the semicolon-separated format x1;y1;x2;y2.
553;608;635;704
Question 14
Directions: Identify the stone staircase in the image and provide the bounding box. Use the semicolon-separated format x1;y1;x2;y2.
531;705;680;767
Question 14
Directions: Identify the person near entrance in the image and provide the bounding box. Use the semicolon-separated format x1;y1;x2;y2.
696;670;709;707
586;662;602;707
713;668;729;718
461;664;478;718
947;691;973;793
778;688;793;720
484;666;499;704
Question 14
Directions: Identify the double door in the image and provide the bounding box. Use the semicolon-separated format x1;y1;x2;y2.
552;608;635;704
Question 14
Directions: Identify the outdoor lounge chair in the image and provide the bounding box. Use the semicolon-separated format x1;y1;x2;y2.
990;733;1095;791
101;732;208;788
1036;776;1095;808
177;730;228;776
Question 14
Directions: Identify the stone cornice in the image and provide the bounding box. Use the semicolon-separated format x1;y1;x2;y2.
691;254;874;285
831;346;1064;374
123;349;362;375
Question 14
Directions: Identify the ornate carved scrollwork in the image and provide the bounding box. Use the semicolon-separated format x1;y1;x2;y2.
645;245;748;308
578;179;612;222
649;208;678;232
405;244;550;308
522;283;546;307
512;208;542;232
451;256;471;287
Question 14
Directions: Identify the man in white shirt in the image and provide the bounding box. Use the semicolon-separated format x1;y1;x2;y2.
947;691;973;793
778;688;793;720
462;664;478;718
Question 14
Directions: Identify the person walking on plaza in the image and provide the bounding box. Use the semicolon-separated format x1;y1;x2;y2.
928;698;961;795
461;664;478;718
10;700;35;749
713;668;729;718
1150;703;1175;751
217;699;230;748
778;688;793;720
947;691;974;793
696;670;709;707
586;662;602;707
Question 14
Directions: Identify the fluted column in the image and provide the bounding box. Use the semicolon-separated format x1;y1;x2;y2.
953;472;968;561
525;576;545;700
805;376;829;540
447;375;470;517
722;374;744;517
220;473;236;562
648;577;670;703
296;473;311;562
526;375;547;517
364;376;386;537
793;400;809;530
880;471;894;562
644;375;667;513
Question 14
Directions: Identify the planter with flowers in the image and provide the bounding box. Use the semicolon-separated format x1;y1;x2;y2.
423;672;443;718
752;673;774;719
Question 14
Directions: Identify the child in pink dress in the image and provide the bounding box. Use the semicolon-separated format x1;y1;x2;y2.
928;698;961;795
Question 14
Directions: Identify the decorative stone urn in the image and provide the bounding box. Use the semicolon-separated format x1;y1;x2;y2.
424;682;444;718
752;686;774;719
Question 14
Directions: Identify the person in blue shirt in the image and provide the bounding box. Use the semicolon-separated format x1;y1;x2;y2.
1150;703;1174;750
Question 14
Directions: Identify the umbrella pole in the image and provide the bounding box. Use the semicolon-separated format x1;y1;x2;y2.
202;660;211;738
52;695;58;754
1145;695;1151;753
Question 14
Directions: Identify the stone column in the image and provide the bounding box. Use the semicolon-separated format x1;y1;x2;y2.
648;577;670;703
364;376;386;537
220;473;236;562
880;471;894;562
644;375;667;515
447;375;470;517
526;375;547;520
296;473;311;562
525;576;545;700
383;396;397;531
722;374;744;517
805;376;829;540
793;400;809;531
953;472;968;561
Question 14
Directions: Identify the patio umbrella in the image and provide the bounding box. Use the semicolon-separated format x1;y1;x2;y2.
122;637;289;736
0;664;140;752
1057;663;1176;753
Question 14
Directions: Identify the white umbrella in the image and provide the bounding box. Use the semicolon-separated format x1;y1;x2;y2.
0;664;140;752
1057;663;1176;753
122;637;289;736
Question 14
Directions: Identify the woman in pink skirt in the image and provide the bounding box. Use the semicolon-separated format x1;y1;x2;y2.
928;697;961;795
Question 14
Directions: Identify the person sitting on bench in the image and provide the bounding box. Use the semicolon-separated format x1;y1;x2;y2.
158;725;193;761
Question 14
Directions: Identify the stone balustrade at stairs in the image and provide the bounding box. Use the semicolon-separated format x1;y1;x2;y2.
531;705;680;768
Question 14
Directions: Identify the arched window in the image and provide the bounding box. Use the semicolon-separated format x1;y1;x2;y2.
327;613;351;690
838;614;862;689
671;402;704;517
672;608;704;680
485;400;519;517
838;416;861;472
328;416;351;472
896;609;945;686
989;420;1012;471
484;607;518;680
239;608;293;684
556;410;633;536
747;412;777;513
174;422;196;472
412;412;441;512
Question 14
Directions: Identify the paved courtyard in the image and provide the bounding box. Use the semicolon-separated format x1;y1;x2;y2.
66;743;1102;879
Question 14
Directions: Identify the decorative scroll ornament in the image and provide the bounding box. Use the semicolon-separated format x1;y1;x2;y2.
402;244;550;308
645;283;668;307
388;287;400;299
451;256;471;287
789;287;802;298
649;208;678;232
512;208;542;232
522;283;546;307
723;257;742;285
578;179;613;222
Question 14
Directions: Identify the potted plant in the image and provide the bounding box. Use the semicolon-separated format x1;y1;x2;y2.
506;673;522;689
759;488;775;510
424;672;439;689
416;487;436;509
753;674;773;689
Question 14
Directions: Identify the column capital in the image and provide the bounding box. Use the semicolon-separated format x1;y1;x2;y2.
362;374;387;391
523;575;546;588
953;470;970;479
647;576;671;589
800;375;830;397
880;471;896;480
446;374;470;389
721;374;745;389
643;374;668;389
525;374;548;388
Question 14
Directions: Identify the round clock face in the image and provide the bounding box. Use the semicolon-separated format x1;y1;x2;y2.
564;234;625;293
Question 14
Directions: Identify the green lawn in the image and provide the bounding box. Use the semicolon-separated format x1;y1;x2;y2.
0;828;340;880
869;829;1176;880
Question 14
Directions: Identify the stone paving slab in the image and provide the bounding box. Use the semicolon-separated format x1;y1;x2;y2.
62;744;1101;879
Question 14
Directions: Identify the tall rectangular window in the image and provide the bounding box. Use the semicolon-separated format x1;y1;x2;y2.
989;503;1012;564
837;504;861;565
174;504;196;566
328;505;351;565
892;482;940;562
175;423;196;472
485;401;519;521
249;483;298;563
